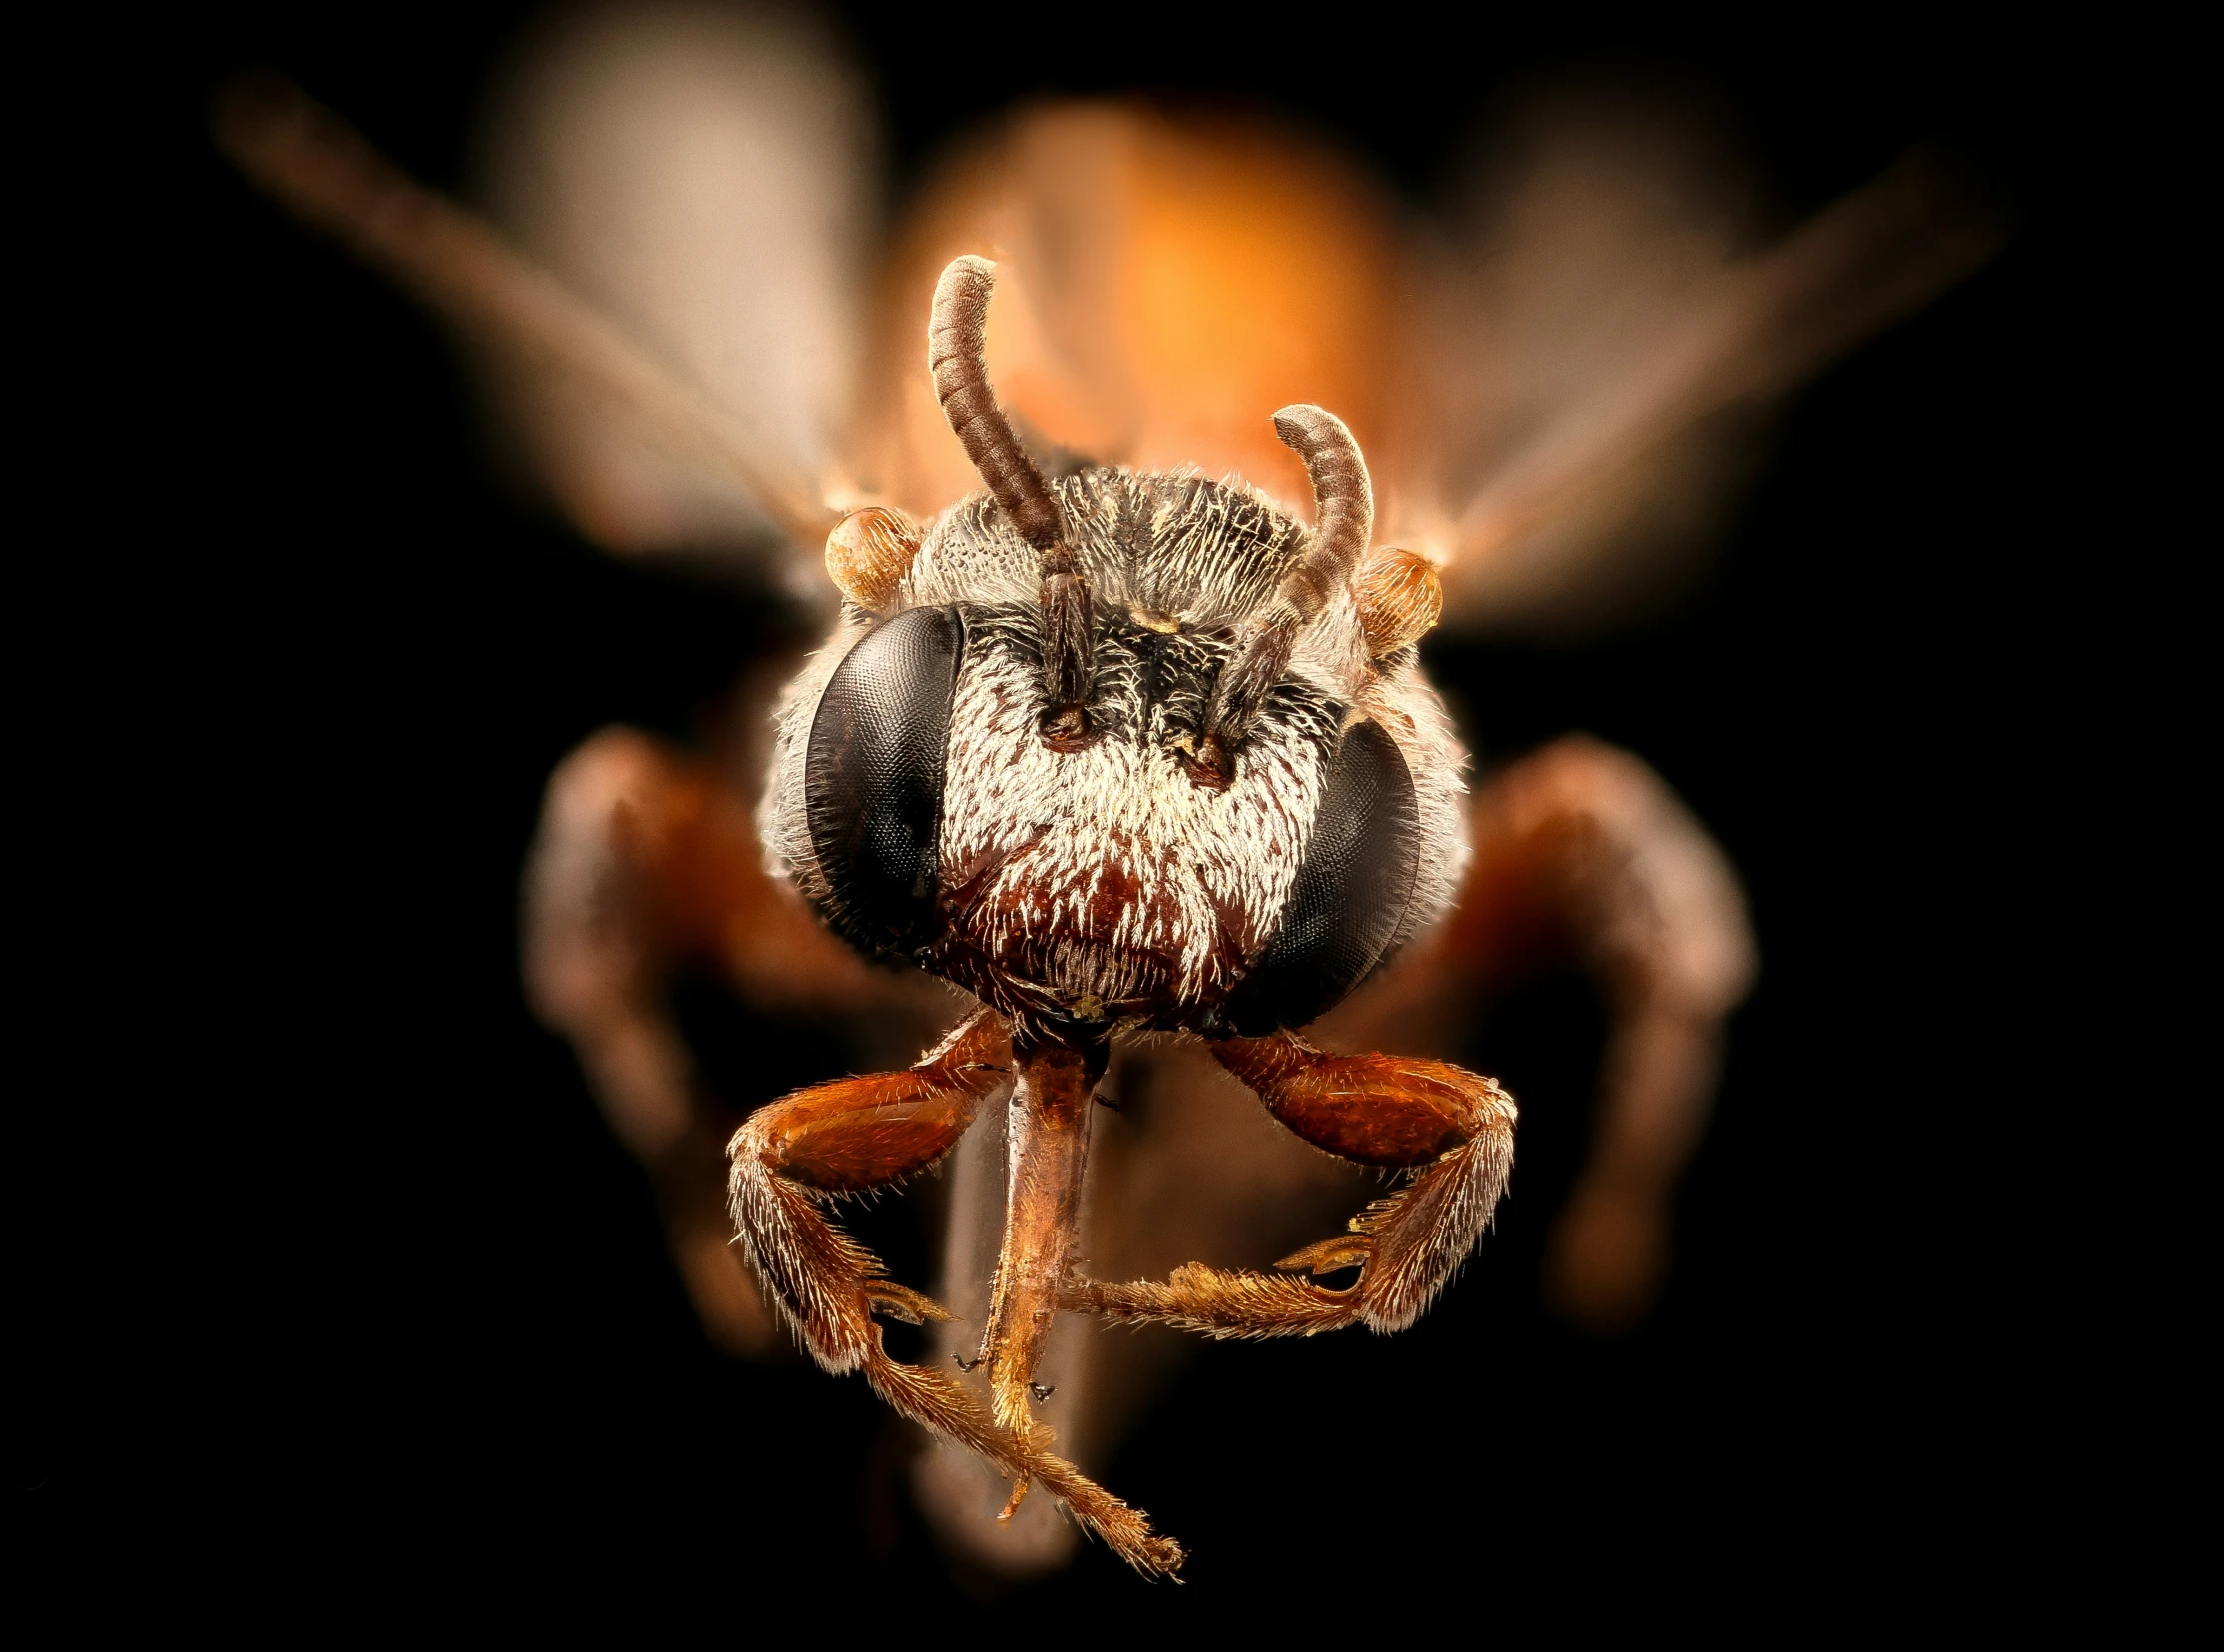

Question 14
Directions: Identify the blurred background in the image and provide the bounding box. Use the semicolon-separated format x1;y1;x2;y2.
27;0;2160;1628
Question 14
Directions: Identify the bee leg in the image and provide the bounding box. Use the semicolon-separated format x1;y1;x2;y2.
1062;1037;1516;1337
729;1011;1183;1580
727;1008;1004;1363
980;1033;1101;1438
524;727;897;1354
1453;736;1756;1331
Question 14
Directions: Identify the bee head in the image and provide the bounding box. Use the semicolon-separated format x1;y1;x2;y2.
764;259;1465;1035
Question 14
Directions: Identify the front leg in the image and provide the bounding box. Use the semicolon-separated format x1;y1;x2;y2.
727;1009;1007;1372
980;1033;1100;1436
1064;1033;1516;1337
728;1009;1182;1578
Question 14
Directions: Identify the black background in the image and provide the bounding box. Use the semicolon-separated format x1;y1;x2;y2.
31;1;2144;1629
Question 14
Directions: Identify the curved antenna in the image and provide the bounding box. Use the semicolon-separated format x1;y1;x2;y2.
929;257;1062;549
929;257;1092;730
1267;405;1375;622
1200;405;1374;760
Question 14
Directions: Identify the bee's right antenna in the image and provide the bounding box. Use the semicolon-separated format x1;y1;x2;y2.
929;256;1093;742
1198;405;1375;766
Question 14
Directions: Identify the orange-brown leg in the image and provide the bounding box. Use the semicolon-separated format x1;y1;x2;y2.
523;725;910;1353
1452;736;1756;1330
1063;1033;1516;1338
727;1009;1006;1363
728;1012;1183;1578
969;1033;1100;1523
979;1036;1098;1430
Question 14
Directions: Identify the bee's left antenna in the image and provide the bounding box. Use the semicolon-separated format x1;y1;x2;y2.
1199;405;1376;762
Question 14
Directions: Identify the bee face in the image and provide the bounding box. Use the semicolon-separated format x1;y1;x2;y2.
771;467;1465;1035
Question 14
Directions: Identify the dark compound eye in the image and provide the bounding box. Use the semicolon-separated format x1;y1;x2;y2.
1222;716;1419;1036
805;605;964;960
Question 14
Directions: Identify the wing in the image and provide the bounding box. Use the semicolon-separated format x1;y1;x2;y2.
472;2;874;575
221;40;1992;629
216;2;873;589
848;91;1995;638
1403;87;2003;635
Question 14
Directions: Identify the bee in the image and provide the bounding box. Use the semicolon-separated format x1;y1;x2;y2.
216;2;1991;1579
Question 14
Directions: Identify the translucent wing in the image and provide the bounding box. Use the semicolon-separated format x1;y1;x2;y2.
845;91;1995;639
1405;88;2002;634
223;36;1985;629
216;2;873;590
473;2;874;576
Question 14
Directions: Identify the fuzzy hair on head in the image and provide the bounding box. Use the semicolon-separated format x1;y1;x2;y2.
762;464;1468;1031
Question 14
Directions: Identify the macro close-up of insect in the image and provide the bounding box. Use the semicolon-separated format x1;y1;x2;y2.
138;0;2095;1610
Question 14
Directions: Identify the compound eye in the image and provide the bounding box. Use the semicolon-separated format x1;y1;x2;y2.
1223;717;1419;1036
805;605;963;959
